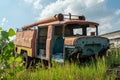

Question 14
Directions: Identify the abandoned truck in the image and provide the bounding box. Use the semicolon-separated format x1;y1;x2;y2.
14;13;109;68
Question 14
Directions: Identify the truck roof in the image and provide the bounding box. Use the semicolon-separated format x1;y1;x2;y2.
22;13;99;30
38;19;99;27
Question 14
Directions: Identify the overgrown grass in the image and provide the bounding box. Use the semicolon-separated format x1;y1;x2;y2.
7;49;120;80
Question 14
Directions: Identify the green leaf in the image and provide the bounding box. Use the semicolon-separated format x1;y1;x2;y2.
15;57;22;62
8;28;15;36
8;42;14;50
9;72;14;76
1;31;8;39
1;77;7;80
8;57;15;64
0;27;2;30
19;63;23;67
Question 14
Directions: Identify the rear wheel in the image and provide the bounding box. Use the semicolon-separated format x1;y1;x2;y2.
22;52;31;69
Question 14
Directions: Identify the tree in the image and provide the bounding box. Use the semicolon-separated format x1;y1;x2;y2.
0;27;22;79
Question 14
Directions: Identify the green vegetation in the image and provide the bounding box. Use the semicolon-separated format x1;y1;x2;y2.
0;27;120;80
13;49;120;80
0;27;23;80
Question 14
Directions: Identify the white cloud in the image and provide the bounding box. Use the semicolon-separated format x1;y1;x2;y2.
1;18;8;26
33;0;42;9
99;23;112;34
36;0;119;34
24;0;34;3
97;8;120;34
115;9;120;15
24;0;42;10
2;18;6;23
99;16;112;23
38;0;106;20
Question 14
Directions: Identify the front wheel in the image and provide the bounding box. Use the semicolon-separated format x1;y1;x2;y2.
98;50;107;58
68;52;81;64
22;52;31;69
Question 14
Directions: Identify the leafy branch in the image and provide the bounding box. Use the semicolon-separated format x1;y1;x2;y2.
0;27;23;79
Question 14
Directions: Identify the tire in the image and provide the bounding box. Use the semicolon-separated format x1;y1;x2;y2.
22;52;31;69
76;53;81;65
98;50;107;58
68;52;80;64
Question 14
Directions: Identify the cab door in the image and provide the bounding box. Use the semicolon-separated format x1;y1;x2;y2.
52;25;64;63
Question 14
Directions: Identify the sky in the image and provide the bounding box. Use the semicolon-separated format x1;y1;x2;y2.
0;0;120;34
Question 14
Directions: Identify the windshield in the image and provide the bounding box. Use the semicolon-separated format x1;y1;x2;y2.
64;24;97;37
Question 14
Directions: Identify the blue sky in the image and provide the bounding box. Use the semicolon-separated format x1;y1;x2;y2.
0;0;120;34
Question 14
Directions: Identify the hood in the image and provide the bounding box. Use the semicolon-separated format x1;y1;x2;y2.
64;36;109;46
64;36;84;46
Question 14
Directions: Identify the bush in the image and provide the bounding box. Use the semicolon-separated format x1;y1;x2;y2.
0;27;23;79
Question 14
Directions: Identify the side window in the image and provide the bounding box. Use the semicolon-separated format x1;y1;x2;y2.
38;27;48;49
39;28;48;36
37;27;48;57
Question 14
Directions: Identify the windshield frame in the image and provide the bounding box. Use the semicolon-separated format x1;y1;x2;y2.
63;24;98;37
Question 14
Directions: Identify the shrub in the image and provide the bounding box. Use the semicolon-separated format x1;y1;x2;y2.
0;27;23;79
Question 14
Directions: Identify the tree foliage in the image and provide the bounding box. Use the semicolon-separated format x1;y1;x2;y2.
0;27;23;79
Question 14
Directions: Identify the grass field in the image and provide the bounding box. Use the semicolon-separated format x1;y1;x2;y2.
4;49;120;80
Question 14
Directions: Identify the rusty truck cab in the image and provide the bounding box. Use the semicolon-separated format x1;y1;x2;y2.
36;14;99;63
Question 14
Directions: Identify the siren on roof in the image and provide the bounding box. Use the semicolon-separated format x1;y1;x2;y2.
64;13;86;20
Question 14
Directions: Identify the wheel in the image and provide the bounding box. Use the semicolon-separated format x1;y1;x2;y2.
68;52;81;64
98;50;107;58
22;52;31;69
76;53;81;65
